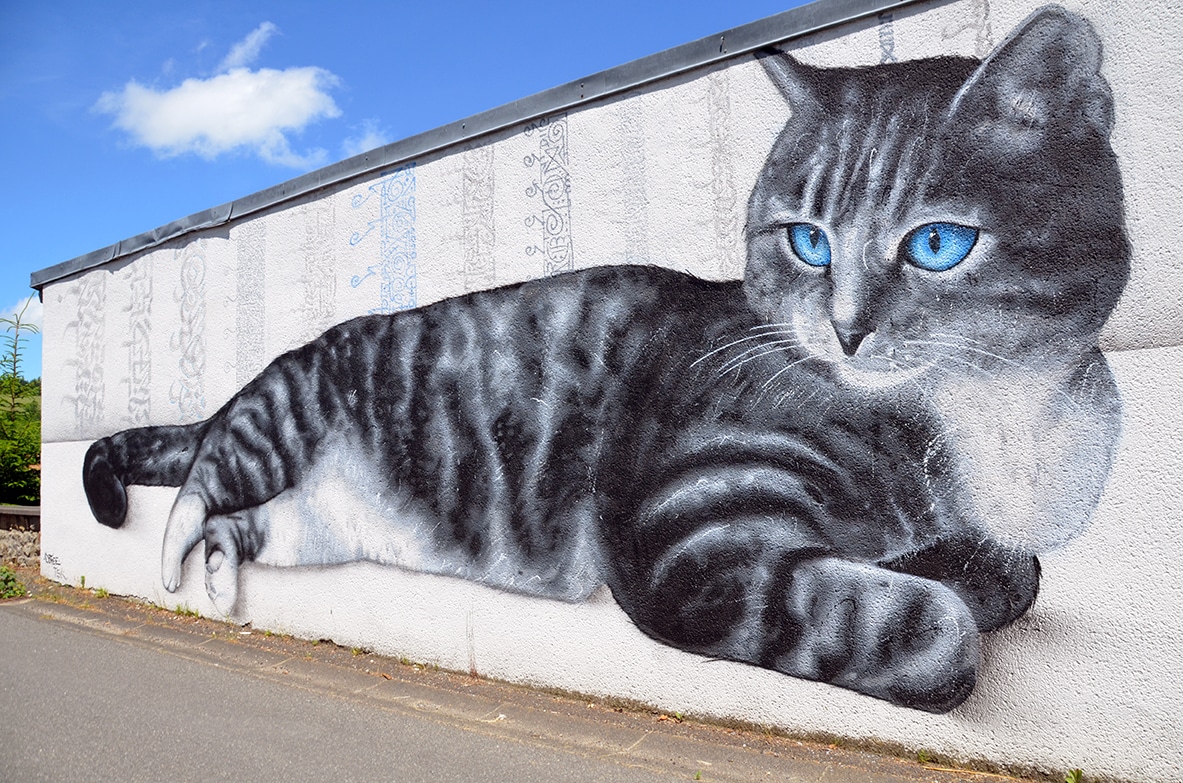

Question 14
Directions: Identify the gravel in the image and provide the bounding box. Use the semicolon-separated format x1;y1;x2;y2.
0;529;39;568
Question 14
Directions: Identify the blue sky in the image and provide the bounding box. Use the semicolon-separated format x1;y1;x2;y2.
0;0;804;379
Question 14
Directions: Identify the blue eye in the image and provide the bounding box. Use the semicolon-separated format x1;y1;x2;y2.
787;224;831;267
903;223;978;271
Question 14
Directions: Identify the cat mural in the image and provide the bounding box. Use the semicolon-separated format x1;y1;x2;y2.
82;6;1127;713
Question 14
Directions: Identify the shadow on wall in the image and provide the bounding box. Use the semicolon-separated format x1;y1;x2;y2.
80;6;1128;714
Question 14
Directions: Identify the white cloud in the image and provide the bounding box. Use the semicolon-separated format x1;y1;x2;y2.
219;21;278;72
1;296;42;331
96;24;341;168
342;119;392;158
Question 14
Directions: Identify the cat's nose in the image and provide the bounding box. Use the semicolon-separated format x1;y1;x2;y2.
832;322;869;356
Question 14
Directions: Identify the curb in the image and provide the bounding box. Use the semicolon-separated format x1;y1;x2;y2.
2;580;1030;783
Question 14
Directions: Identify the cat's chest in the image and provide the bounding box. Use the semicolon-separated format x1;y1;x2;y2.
630;363;953;560
930;370;1116;551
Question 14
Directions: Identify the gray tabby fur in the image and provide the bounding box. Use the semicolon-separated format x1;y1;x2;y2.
82;6;1127;713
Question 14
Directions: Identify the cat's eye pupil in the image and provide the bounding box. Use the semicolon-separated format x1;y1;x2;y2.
787;223;831;267
902;222;978;272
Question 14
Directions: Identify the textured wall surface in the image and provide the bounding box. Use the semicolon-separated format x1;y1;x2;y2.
38;0;1183;779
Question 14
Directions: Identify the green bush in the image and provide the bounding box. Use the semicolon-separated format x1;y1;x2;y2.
0;297;40;506
0;565;26;599
0;419;40;505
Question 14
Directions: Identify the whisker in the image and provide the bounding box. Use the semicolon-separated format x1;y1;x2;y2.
956;346;1031;371
759;356;812;393
908;344;1082;410
749;322;796;334
776;384;821;411
925;352;993;377
902;338;1027;370
690;330;795;368
720;343;803;377
924;332;1064;364
719;338;802;374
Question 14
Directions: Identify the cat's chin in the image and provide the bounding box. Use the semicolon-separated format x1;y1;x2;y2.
835;363;931;391
829;358;933;392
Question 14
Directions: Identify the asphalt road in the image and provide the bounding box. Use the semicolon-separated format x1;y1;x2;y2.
0;605;672;783
0;593;1027;783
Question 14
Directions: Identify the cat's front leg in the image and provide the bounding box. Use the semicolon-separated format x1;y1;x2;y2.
158;390;345;612
163;492;373;615
163;495;271;615
883;537;1040;632
775;558;979;712
615;537;979;712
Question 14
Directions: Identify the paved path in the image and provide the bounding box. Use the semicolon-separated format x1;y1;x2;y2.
0;596;1021;782
2;603;693;782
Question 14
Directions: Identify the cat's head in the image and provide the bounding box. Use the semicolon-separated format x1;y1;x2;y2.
743;6;1129;392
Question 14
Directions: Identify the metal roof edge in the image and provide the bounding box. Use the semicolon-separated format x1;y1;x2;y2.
31;0;919;290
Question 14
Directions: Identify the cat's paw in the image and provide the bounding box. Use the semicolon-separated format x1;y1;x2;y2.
83;438;128;529
885;539;1041;632
776;558;978;713
162;494;267;616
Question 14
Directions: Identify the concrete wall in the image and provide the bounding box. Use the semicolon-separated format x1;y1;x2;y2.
36;0;1183;779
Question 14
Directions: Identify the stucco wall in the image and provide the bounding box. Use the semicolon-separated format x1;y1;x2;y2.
36;0;1183;779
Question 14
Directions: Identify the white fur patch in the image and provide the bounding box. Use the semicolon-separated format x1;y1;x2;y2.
251;437;604;602
253;444;436;571
933;369;1114;551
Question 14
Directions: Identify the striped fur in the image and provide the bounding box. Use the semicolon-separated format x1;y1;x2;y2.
83;7;1127;713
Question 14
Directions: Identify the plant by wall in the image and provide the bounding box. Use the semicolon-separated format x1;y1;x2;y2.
0;565;27;599
0;297;40;506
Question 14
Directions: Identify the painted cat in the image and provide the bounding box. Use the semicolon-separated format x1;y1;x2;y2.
82;6;1127;713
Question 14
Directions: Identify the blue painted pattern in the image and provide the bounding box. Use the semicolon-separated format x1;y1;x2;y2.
350;164;418;313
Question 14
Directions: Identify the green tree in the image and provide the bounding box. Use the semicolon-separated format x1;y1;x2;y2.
0;296;40;505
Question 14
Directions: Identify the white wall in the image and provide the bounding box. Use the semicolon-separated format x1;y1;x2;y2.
38;0;1183;779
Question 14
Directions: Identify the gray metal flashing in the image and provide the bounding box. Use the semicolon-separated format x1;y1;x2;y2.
31;0;921;290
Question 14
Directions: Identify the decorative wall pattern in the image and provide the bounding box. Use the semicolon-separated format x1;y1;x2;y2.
707;69;742;278
523;114;574;275
943;0;996;57
615;103;651;265
350;164;418;313
71;272;106;434
299;200;338;343
124;259;152;425
169;240;206;421
878;12;898;63
461;145;497;292
235;221;267;387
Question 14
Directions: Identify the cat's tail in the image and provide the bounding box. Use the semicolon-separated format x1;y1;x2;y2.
83;421;212;529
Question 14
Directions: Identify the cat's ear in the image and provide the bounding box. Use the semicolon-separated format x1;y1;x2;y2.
756;49;820;111
946;6;1114;146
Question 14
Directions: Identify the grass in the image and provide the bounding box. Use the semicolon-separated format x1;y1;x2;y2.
0;564;26;599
